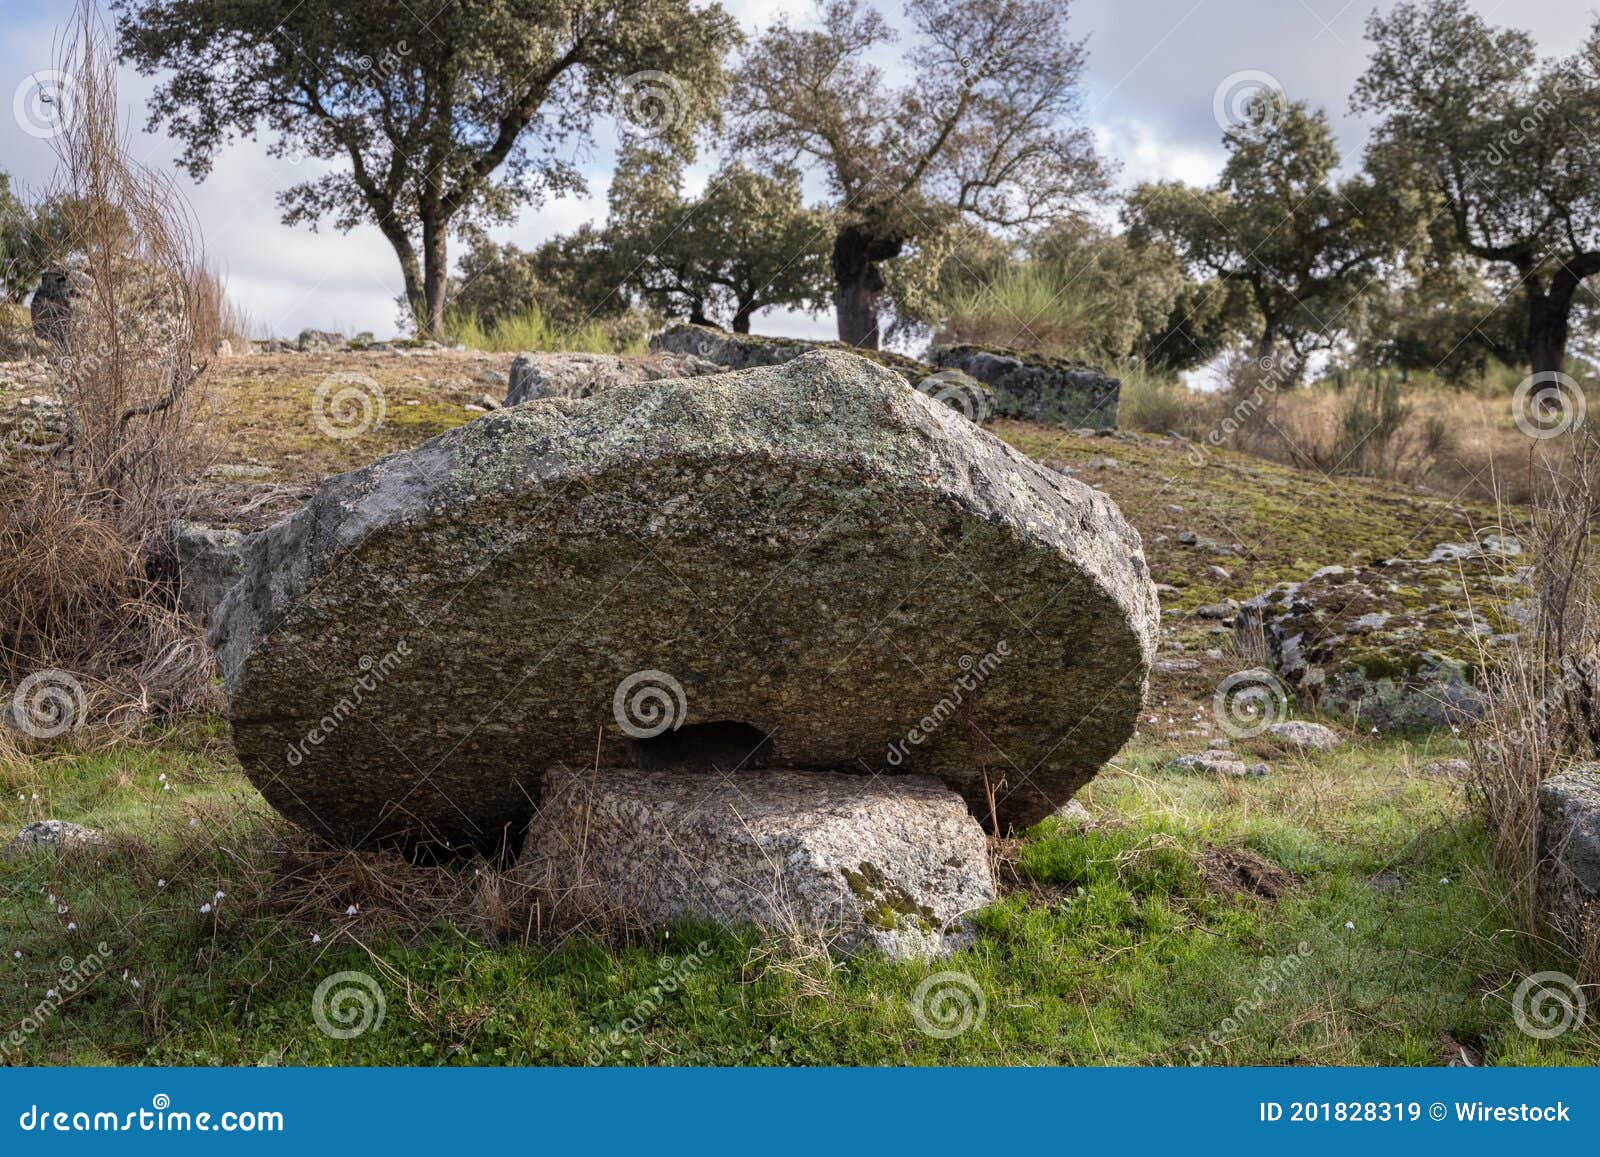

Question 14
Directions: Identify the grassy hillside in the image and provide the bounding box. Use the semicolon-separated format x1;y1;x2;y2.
0;350;1581;1067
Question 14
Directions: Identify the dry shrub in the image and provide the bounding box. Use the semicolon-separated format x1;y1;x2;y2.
1;5;218;726
1469;431;1600;975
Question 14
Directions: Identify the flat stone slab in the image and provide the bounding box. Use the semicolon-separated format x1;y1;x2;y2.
504;351;723;406
517;766;995;958
212;350;1157;850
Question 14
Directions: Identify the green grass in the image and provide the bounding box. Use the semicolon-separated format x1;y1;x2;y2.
446;307;643;355
2;722;1591;1066
939;263;1113;362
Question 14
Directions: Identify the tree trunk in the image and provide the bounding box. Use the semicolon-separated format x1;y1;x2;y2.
732;300;756;334
1527;289;1570;380
421;212;449;341
832;226;901;349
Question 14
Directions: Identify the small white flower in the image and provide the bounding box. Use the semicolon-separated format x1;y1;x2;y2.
1439;877;1451;885
199;903;212;914
56;905;67;915
344;904;358;917
65;922;76;932
158;773;166;781
1344;920;1355;931
45;989;56;998
311;933;321;945
213;890;226;901
30;792;38;801
156;880;166;889
12;951;20;959
130;978;140;990
188;818;197;827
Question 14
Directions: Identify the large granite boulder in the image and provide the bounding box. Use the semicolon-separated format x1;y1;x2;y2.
930;345;1121;430
504;350;722;406
1538;767;1600;951
1235;544;1525;730
649;323;929;383
212;350;1157;851
518;766;995;958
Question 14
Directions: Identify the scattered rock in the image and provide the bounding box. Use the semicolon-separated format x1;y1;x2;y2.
5;820;105;856
1195;600;1238;620
1420;758;1471;779
504;350;723;406
1155;658;1201;674
213;350;1158;850
1054;799;1093;826
1367;869;1406;892
478;369;508;386
296;329;345;352
517;766;995;959
1168;751;1267;778
930;344;1120;430
169;521;244;628
1260;720;1343;751
203;463;272;482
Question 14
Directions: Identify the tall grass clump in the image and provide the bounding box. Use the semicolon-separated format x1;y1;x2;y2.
1;3;219;726
447;306;648;355
937;263;1112;361
1469;426;1600;975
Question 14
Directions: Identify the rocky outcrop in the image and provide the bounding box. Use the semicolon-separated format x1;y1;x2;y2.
1235;544;1524;730
649;323;929;382
212;349;1157;851
518;766;995;958
504;350;722;406
930;345;1121;430
296;329;345;352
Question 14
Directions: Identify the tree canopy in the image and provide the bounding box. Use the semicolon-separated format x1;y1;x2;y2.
1126;100;1414;365
731;0;1103;348
1353;0;1600;378
114;0;738;337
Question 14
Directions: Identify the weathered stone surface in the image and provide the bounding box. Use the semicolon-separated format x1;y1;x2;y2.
212;349;1157;850
1260;720;1343;751
296;329;345;352
1168;751;1269;778
1538;767;1600;949
170;521;244;628
930;345;1121;430
29;268;84;344
649;322;929;382
1235;549;1524;730
5;820;105;856
504;350;722;406
517;765;995;957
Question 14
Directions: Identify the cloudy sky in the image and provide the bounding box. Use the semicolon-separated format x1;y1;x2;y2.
0;0;1590;340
